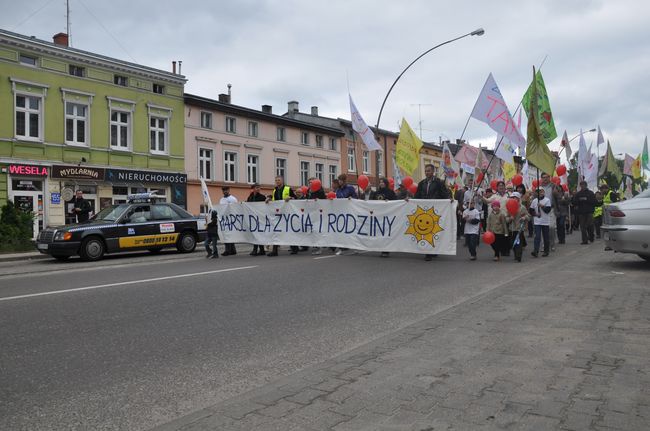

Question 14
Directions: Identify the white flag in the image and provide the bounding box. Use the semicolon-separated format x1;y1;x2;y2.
470;73;526;152
349;95;382;151
596;125;605;147
561;130;572;160
494;135;516;164
200;176;213;210
577;130;588;179
584;149;598;191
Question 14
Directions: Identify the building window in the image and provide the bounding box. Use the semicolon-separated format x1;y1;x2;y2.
247;154;259;184
19;54;37;66
301;131;309;146
110;110;130;150
347;147;356;172
329;138;338;151
315;163;324;183
224;151;238;182
362;151;370;174
248;121;258;137
15;94;42;140
69;65;85;77
315;135;323;148
275;158;287;182
377;151;384;176
300;161;310;186
199;148;213;181
226;116;236;133
150;117;167;154
65;102;88;146
200;111;212;129
114;75;128;86
328;165;338;188
277;127;286;142
153;83;165;94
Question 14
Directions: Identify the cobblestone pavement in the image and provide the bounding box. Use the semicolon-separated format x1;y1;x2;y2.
153;246;650;431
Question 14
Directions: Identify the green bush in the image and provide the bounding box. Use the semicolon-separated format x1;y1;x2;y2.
0;201;34;253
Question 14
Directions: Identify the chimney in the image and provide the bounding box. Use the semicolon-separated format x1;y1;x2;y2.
311;106;318;116
178;60;182;75
218;93;231;104
262;105;272;114
288;101;299;113
172;61;176;74
53;32;69;47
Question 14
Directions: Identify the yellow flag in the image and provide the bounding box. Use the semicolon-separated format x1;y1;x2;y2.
632;154;642;179
503;161;516;181
396;118;423;175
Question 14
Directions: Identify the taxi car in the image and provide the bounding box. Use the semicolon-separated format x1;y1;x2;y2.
601;188;650;262
36;193;207;261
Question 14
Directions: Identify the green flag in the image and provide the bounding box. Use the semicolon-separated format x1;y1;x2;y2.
525;67;557;177
522;70;557;144
643;136;649;170
598;140;622;184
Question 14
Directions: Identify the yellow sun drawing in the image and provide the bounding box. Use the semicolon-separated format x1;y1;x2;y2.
405;206;444;247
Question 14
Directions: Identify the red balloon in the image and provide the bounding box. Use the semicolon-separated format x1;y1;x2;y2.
490;179;498;191
532;179;539;189
408;183;418;195
556;164;567;176
551;176;561;185
483;231;496;245
512;174;523;186
326;191;336;199
562;184;569;192
310;178;322;192
506;198;520;217
402;176;414;188
388;177;395;189
476;172;485;184
357;174;369;190
300;185;308;195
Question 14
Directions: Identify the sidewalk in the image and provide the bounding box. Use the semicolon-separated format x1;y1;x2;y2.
0;250;46;262
153;245;650;431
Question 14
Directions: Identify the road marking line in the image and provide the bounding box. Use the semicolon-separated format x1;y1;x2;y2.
0;266;257;303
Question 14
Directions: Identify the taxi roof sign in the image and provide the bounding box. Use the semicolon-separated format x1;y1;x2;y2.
127;192;165;203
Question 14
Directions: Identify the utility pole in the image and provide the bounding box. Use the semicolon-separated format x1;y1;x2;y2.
410;103;431;140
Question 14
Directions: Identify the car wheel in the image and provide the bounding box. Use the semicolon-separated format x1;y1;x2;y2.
639;254;650;262
52;255;69;261
80;237;105;261
148;247;163;254
177;232;196;253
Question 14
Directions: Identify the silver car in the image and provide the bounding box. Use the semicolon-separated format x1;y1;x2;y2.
601;188;650;262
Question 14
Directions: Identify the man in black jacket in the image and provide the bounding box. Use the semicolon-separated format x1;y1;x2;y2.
205;210;219;258
414;164;451;261
572;181;597;244
247;184;267;255
70;190;92;223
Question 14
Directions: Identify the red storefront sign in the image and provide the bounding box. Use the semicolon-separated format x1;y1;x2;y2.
8;164;49;176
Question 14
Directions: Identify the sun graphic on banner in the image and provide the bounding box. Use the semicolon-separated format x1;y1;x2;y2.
405;206;444;247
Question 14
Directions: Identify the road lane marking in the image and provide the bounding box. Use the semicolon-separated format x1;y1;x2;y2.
0;266;257;303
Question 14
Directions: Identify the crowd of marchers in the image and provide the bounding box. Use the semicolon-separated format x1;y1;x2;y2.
203;164;616;263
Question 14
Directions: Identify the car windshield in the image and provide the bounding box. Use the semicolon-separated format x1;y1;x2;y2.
92;204;130;221
635;189;650;198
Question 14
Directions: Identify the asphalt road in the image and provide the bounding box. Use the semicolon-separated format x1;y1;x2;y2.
0;238;646;430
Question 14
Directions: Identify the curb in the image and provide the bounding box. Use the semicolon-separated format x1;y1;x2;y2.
0;252;48;263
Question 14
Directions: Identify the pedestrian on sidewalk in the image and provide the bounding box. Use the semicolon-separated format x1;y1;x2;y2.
70;190;92;223
572;181;597;245
247;184;267;256
220;187;238;256
506;192;529;262
530;188;552;257
205;210;219;259
462;199;481;260
486;201;508;261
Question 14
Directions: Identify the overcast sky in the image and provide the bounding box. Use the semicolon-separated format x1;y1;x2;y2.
3;0;649;161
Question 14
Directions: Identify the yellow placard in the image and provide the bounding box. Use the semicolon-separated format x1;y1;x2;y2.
503;161;516;181
396;118;423;175
119;233;179;248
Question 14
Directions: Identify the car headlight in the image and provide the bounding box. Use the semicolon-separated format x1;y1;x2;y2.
54;231;73;241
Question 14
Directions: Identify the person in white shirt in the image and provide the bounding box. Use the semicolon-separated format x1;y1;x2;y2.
530;187;552;257
462;201;481;260
219;186;238;256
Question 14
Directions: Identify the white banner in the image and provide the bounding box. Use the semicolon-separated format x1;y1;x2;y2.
216;199;458;255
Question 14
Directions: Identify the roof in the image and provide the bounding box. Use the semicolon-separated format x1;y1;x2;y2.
0;28;186;85
184;94;345;136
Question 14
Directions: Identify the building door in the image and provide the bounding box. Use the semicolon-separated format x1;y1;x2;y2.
9;179;44;240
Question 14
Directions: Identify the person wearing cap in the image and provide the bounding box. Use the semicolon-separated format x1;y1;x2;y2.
486;200;509;261
220;186;238;256
205;210;219;259
505;192;530;262
530;187;552;257
247;184;267;256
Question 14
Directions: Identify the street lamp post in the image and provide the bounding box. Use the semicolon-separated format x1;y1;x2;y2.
373;28;485;184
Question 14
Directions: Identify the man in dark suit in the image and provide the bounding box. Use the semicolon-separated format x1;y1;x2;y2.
414;164;451;261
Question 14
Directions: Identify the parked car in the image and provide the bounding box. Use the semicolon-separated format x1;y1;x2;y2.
36;193;207;261
601;189;650;262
